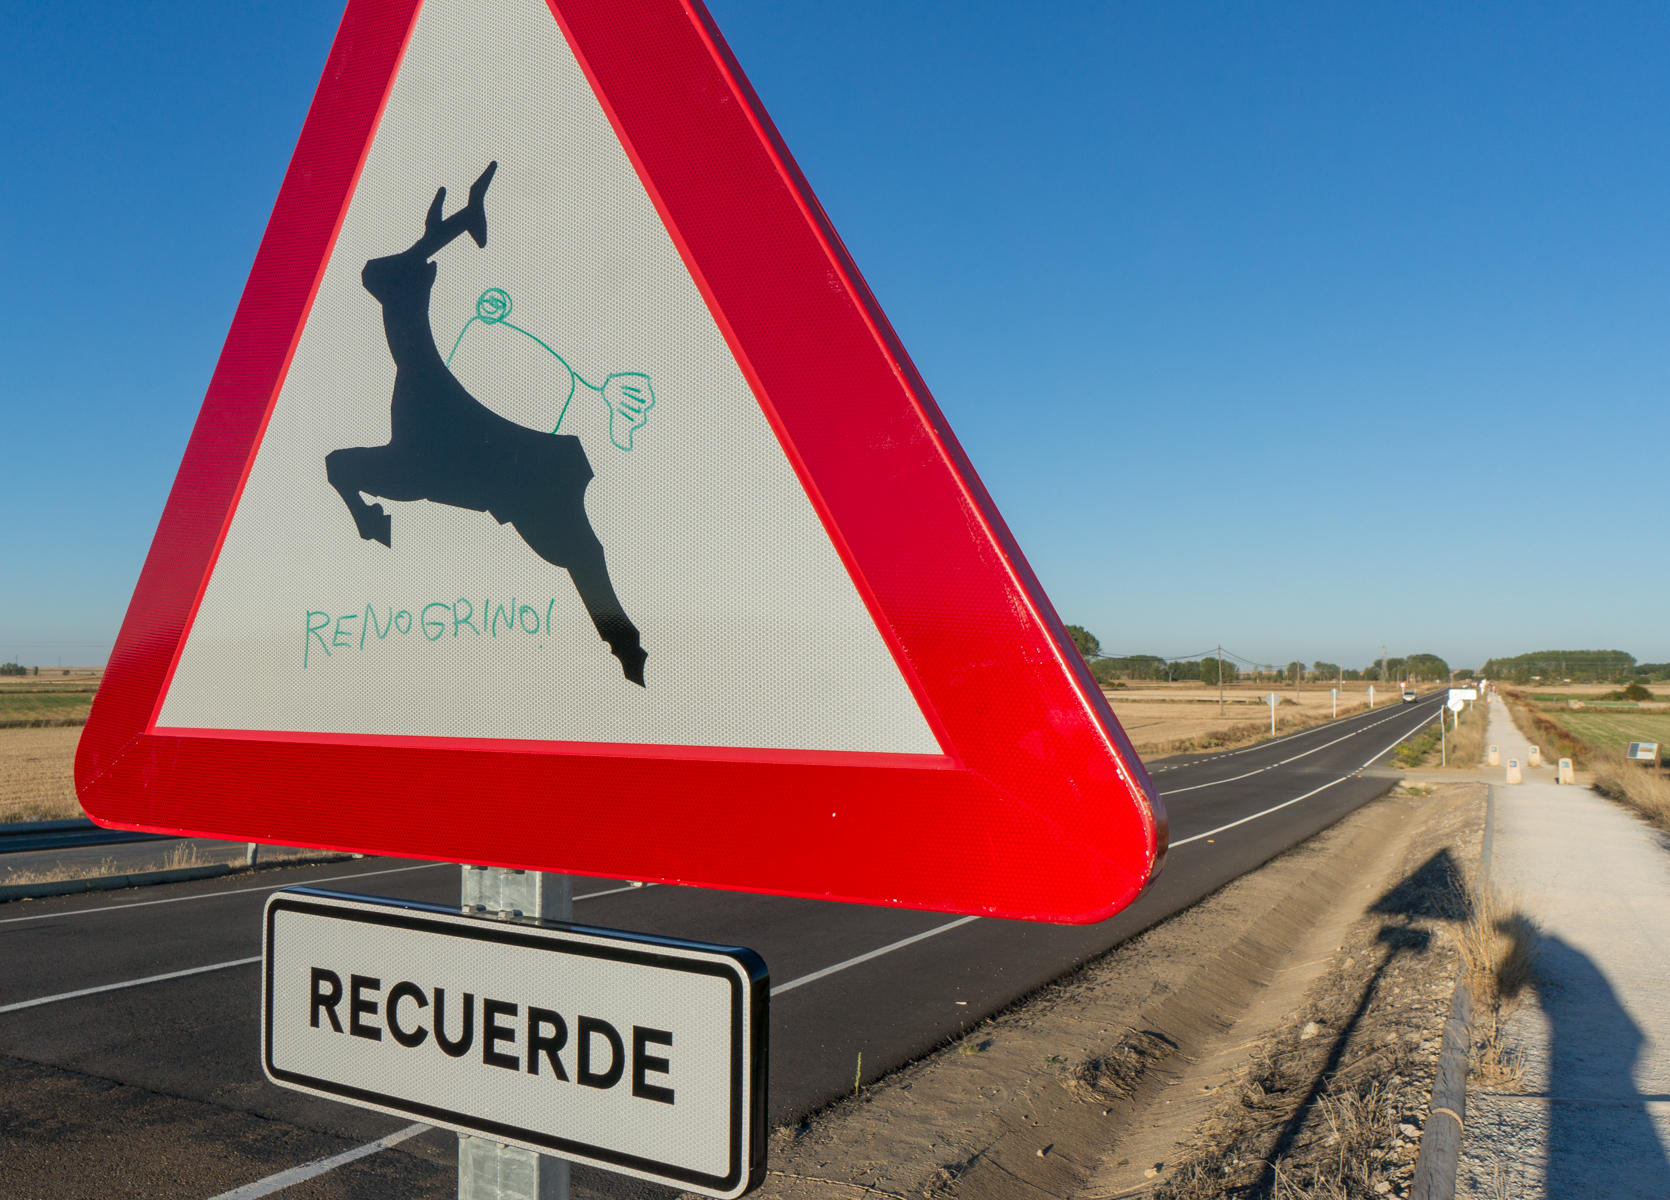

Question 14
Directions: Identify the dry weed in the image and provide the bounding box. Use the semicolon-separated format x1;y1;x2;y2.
1067;1028;1176;1104
0;856;120;887
0;842;351;891
1459;885;1540;1089
1500;690;1587;768
1591;749;1670;830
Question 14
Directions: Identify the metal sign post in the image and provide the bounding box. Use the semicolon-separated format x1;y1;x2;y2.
1331;687;1338;719
458;867;572;1200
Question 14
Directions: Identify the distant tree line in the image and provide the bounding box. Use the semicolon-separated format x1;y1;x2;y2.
1479;649;1636;684
0;662;29;677
1066;630;1455;686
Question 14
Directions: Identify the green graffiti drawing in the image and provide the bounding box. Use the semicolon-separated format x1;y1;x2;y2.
446;288;656;452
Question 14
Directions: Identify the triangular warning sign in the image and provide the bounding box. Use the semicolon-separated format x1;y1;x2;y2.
77;0;1165;924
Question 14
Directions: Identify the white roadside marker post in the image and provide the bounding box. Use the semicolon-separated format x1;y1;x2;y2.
457;865;572;1200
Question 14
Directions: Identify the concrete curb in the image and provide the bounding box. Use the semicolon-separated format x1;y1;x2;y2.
0;862;237;903
1410;783;1493;1200
0;854;357;904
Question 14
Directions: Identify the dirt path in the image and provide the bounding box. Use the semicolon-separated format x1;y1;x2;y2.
1457;698;1670;1199
720;783;1484;1200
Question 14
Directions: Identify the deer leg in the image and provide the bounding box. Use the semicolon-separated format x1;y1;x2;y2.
513;513;645;686
324;446;396;547
566;543;647;686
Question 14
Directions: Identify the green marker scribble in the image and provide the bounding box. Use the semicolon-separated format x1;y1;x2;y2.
447;288;656;452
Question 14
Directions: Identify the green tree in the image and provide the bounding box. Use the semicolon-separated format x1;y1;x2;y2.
1404;653;1450;681
1200;657;1238;686
1064;625;1100;660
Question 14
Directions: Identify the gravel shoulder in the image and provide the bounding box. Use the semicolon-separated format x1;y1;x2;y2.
720;783;1485;1200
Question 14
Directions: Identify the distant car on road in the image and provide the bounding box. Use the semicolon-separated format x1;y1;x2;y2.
1402;690;1418;703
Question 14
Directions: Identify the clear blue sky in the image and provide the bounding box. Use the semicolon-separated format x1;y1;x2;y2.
4;1;1666;671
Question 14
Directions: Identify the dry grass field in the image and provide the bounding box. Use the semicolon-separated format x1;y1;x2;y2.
1103;680;1402;757
0;726;87;823
0;669;98;823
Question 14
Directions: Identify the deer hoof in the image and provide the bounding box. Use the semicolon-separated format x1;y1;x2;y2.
617;644;647;687
357;504;392;547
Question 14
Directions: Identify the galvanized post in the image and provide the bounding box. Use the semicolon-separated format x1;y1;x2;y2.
457;866;572;1200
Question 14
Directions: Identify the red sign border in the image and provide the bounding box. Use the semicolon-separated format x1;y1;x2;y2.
76;0;1166;924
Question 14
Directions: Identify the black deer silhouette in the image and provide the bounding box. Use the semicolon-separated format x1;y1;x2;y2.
325;162;646;685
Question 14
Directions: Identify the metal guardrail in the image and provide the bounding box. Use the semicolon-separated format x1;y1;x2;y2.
0;818;175;855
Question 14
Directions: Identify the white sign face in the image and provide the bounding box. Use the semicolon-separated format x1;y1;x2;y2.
264;890;766;1197
1627;742;1660;761
153;0;938;758
1448;697;1465;712
1265;693;1279;707
1449;688;1478;701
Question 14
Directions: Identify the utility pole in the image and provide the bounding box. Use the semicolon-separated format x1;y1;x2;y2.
1217;644;1225;716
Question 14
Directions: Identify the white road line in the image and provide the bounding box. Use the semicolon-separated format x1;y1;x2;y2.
1170;708;1440;848
0;866;655;928
0;880;650;1015
771;915;981;996
205;1122;430;1199
1159;704;1434;796
1170;777;1353;847
1149;693;1437;773
0;861;453;925
0;956;262;1014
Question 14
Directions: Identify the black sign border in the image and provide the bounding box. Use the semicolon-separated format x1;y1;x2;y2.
263;888;768;1195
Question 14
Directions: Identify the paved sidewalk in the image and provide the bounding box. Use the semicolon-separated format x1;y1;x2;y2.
1457;696;1670;1198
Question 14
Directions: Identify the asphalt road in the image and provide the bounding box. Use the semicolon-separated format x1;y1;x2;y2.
0;690;1447;1198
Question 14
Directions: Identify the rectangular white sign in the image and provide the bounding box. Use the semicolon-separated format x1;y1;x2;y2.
1627;742;1659;762
1449;688;1478;701
263;889;767;1197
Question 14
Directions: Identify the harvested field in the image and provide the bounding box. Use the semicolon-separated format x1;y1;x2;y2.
0;671;98;727
0;726;86;823
1105;682;1395;757
1547;710;1670;756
